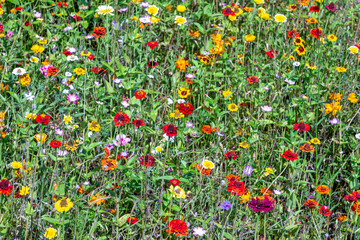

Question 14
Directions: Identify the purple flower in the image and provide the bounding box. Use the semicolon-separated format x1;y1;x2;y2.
186;122;193;127
216;131;225;137
114;78;122;84
34;11;41;18
104;143;114;150
262;86;270;91
55;128;63;136
248;196;275;212
140;2;150;7
40;64;53;77
113;134;131;147
121;100;130;108
120;151;129;157
64;26;73;31
260;105;272;112
112;21;121;30
329;118;339;125
85;35;94;39
57;150;69;157
244;165;253;176
219;201;232;210
67;94;80;103
185;74;195;79
119;7;128;12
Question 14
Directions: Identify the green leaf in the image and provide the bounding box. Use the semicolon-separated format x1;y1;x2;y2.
104;80;115;94
41;216;62;225
223;232;233;239
117;214;131;227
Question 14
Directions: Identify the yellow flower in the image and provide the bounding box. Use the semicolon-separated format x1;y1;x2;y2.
349;46;359;54
38;38;47;44
310;138;321;145
178;88;191;98
202;160;215;169
228;103;238;112
34;133;47;143
258;8;266;14
0;112;5;122
327;34;337;42
150;16;160;23
132;0;142;3
19;186;30;196
222;89;232;99
31;45;45;53
336;67;347;73
305;63;317;69
131;16;139;22
175;58;189;72
19;74;31;86
245;34;256;42
329;93;343;101
170;110;185;119
80;50;91;57
169;185;186;199
0;8;3;15
90;193;106;205
175;16;187;26
315;0;323;2
274;14;287;23
30;56;39;63
44;228;57;239
295;46;306;56
241;190;251;203
325;102;342;116
239;141;249;148
135;34;142;41
348;93;358;103
73;68;85;75
11;161;22;169
88;120;101;132
25;112;36;120
259;12;269;20
254;0;264;4
55;197;73;212
264;168;274;176
63;115;72;124
289;55;295;60
234;7;243;16
64;140;79;151
228;15;237;21
177;5;186;12
146;5;159;16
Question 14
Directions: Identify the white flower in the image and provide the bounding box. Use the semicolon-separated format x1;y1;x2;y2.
163;133;175;142
65;72;72;77
260;105;272;112
113;134;131;147
284;79;295;85
121;101;130;108
152;146;163;154
12;68;26;75
67;55;78;61
88;131;93;138
355;133;360;140
274;189;282;195
193;227;206;237
293;61;300;67
25;91;35;101
177;99;186;104
114;78;121;84
147;74;154;79
139;16;151;24
167;98;174;105
68;47;76;53
96;5;115;15
141;2;150;7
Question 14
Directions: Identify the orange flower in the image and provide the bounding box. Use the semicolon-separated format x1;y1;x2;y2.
247;76;259;84
303;199;318;208
244;6;252;12
338;216;347;221
316;185;330;195
226;174;241;182
351;202;360;215
90;193;106;205
196;164;212;176
202;125;213;134
299;142;314;153
260;187;272;195
298;0;309;5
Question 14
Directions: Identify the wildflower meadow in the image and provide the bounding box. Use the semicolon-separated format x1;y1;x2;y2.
1;0;360;239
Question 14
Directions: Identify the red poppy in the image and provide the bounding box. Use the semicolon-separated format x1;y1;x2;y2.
222;7;235;16
92;27;106;38
169;179;180;186
166;219;188;237
139;155;155;167
147;61;158;68
50;141;62;148
303;199;318;208
127;216;138;224
293;122;310;132
310;28;323;39
132;119;144;128
318;206;331;216
178;103;193;115
163;124;177;137
266;50;278;58
113;112;130;126
326;2;336;11
63;50;71;56
0;179;13;195
344;194;357;203
224;151;237;160
281;150;298;161
227;180;246;196
35;114;51;125
309;6;320;12
134;90;146;99
146;41;159;49
47;66;59;76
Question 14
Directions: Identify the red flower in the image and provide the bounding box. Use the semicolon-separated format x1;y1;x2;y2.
222;7;235;16
91;67;106;75
163;124;177;137
24;21;31;26
72;14;82;21
169;179;180;186
344;194;357;202
147;61;158;68
47;66;59;76
281;150;298;161
16;6;23;11
127;216;138;224
50;141;62;148
310;6;320;12
287;29;297;38
227;180;246;196
63;50;71;56
326;2;336;11
166;219;188;237
310;28;323;39
178;103;193;115
293;122;310;132
0;179;13;195
92;27;106;38
266;50;278;58
35;114;51;125
113;112;130;126
318;205;331;216
303;199;318;209
352;190;360;198
134;90;146;99
224;151;237;160
87;54;95;60
132;119;144;128
57;2;63;7
139;155;155;167
146;41;159;49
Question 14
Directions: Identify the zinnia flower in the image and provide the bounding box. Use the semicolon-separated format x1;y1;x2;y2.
67;94;80;103
0;179;13;195
318;205;331;216
293;122;310;132
303;199;318;208
281;150;298;161
163;124;177;137
316;185;330;195
113;112;130;126
248;195;276;212
139;154;155;167
166;219;188;237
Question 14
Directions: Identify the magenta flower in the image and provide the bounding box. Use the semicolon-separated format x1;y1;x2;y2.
248;196;276;212
67;94;80;103
326;2;337;11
